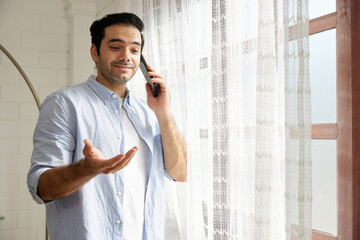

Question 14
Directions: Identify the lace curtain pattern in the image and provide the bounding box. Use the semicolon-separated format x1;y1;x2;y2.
124;0;311;239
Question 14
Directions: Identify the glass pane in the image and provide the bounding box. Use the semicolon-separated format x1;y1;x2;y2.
312;139;337;235
309;0;336;19
310;29;336;124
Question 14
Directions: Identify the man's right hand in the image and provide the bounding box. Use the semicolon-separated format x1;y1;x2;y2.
82;139;138;175
37;139;137;201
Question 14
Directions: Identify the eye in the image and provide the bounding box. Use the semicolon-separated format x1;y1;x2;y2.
132;49;140;53
110;46;120;50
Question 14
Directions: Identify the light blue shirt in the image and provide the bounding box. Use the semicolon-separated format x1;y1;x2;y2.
27;75;172;240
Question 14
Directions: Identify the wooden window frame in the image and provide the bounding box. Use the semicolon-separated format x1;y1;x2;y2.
310;0;360;239
310;10;338;239
337;0;360;239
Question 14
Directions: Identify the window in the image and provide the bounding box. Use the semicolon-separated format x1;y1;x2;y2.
309;0;360;239
309;0;337;237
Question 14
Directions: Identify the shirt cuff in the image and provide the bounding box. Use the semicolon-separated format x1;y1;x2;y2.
27;167;51;205
164;169;175;181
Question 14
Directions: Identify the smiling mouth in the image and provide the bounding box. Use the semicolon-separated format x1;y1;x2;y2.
113;65;133;70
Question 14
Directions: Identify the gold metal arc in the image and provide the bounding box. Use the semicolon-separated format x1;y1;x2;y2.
0;43;46;238
0;43;41;110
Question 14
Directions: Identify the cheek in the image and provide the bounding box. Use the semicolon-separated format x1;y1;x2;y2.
133;56;140;68
100;49;116;62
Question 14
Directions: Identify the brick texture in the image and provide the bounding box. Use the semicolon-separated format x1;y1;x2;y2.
0;0;70;238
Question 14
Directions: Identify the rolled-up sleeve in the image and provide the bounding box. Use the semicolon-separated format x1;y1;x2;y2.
27;93;76;204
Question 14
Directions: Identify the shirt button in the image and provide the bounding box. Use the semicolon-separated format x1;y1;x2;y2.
117;192;122;197
118;135;122;140
113;95;117;98
104;100;108;103
114;110;118;114
116;220;120;224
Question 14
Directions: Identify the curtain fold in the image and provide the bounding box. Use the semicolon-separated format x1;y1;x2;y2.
125;0;311;239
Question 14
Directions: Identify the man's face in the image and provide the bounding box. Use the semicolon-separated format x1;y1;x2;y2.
92;24;142;84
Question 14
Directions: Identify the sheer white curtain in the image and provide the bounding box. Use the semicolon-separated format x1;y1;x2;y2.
124;0;311;239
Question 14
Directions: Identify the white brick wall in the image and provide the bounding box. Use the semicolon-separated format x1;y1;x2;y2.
0;65;21;84
0;30;21;48
0;139;19;155
2;13;41;32
0;156;19;175
0;0;70;239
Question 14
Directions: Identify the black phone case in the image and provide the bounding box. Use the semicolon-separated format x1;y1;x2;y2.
140;55;158;97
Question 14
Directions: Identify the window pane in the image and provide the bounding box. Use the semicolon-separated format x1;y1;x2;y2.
310;29;336;124
309;0;336;19
312;139;337;235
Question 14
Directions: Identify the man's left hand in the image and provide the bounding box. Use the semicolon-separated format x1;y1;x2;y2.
145;65;171;116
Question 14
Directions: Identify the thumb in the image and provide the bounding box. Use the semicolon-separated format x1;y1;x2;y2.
145;83;152;96
83;139;94;156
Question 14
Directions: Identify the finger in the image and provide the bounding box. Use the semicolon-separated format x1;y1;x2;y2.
125;146;138;157
104;153;125;168
148;78;165;92
109;153;133;173
147;64;156;72
149;77;162;83
109;153;135;173
148;71;164;80
119;147;137;166
108;147;138;173
103;146;137;171
150;79;169;96
145;83;153;96
83;139;94;156
147;73;166;85
146;65;164;79
146;83;163;99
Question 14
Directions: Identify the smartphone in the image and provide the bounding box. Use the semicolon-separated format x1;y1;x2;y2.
140;54;158;97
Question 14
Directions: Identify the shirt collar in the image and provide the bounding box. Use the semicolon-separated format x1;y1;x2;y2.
87;75;132;105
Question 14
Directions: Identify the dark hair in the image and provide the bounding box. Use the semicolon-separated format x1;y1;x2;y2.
90;12;145;55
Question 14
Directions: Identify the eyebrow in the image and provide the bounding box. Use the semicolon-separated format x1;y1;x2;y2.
107;38;141;47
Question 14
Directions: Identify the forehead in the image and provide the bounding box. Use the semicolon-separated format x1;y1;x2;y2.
103;24;141;43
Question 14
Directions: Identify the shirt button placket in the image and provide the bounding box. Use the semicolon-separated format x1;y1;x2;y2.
112;94;119;114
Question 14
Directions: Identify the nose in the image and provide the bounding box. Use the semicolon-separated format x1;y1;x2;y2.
117;48;131;62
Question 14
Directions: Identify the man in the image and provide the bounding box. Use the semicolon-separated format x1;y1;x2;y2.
27;12;187;240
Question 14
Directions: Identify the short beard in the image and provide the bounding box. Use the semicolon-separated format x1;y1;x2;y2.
97;59;135;84
99;68;129;84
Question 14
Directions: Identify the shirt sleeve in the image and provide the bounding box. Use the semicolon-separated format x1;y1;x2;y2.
27;93;76;204
164;169;175;181
155;113;182;182
154;125;175;182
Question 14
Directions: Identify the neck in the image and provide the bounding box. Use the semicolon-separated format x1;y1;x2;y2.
96;76;127;98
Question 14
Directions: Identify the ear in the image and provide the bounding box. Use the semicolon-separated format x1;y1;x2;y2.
90;44;98;62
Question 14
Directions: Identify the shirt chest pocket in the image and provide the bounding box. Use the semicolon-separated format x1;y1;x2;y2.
77;108;122;159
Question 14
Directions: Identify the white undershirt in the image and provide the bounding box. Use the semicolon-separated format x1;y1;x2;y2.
120;98;148;240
